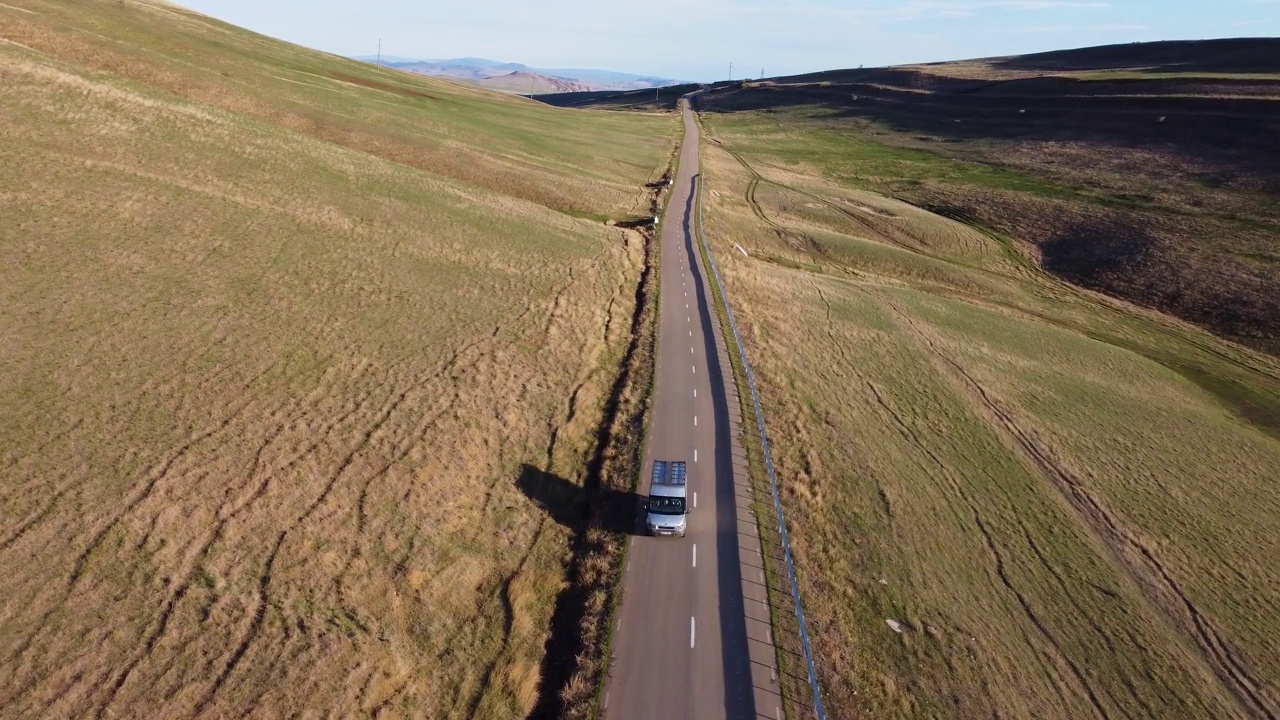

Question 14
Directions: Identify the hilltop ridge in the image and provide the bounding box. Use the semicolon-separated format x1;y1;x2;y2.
356;55;682;92
687;38;1280;354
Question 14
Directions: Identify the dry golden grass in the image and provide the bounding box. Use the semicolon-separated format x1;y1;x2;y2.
696;111;1280;719
0;1;675;718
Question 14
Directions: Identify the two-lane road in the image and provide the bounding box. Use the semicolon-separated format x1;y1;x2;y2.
603;100;782;720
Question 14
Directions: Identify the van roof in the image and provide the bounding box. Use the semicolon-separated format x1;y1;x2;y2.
651;460;687;486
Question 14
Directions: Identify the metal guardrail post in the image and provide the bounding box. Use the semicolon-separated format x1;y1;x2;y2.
694;174;826;720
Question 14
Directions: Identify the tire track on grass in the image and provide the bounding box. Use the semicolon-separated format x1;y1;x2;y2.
0;372;272;709
90;358;375;714
8;357;356;713
193;334;503;714
862;377;1112;720
809;278;1111;717
0;417;85;551
716;138;915;256
66;362;277;588
463;519;547;719
1021;527;1160;720
192;380;418;714
0;469;80;553
329;321;540;649
874;290;1275;720
371;678;412;718
92;401;313;719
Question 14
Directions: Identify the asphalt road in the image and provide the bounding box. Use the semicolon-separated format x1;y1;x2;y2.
603;100;783;720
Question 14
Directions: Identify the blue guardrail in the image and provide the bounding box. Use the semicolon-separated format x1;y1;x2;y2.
694;173;826;720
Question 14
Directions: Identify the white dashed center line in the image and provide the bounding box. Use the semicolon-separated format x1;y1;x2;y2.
690;617;696;648
692;544;697;568
693;491;697;507
694;449;698;462
694;416;698;426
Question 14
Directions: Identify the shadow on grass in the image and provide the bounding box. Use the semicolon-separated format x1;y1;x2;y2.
515;464;644;537
611;216;658;229
517;463;646;720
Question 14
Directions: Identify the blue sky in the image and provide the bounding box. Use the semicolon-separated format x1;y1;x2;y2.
180;1;1278;80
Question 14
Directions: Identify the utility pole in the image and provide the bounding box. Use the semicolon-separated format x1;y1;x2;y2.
376;38;382;66
729;62;733;81
760;67;764;79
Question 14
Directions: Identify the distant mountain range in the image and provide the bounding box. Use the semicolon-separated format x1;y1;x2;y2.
351;56;683;94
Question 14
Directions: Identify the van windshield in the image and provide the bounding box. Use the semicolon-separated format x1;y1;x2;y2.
648;496;686;515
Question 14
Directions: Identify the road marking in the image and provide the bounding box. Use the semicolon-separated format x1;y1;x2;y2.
694;416;698;426
693;388;697;398
694;449;698;462
693;492;697;507
691;346;694;354
692;365;696;374
689;330;692;337
604;692;609;710
686;303;689;309
692;544;697;567
760;570;765;582
691;617;696;648
687;316;691;323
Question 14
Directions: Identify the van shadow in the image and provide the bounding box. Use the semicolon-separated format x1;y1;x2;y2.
515;464;645;536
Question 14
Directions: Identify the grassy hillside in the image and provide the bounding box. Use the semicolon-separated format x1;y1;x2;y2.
0;1;674;718
693;77;1280;718
692;38;1280;356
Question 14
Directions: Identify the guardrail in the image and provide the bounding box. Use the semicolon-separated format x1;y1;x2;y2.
694;173;826;720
